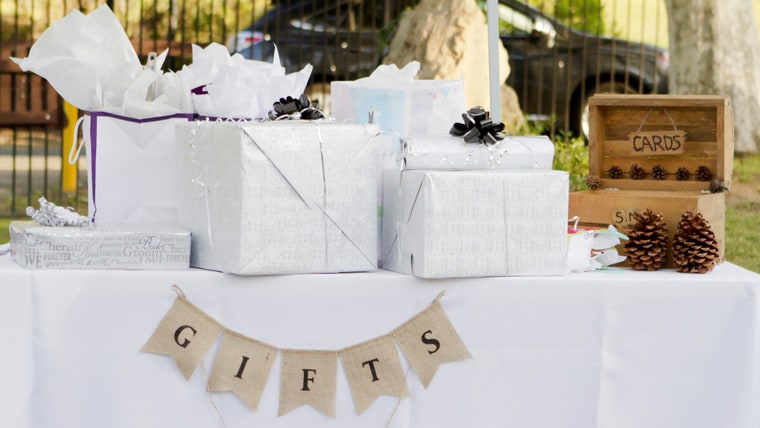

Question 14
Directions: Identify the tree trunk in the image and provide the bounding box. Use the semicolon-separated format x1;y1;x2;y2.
665;0;760;153
383;0;524;130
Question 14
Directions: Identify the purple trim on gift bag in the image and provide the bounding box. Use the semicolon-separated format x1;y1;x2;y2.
86;111;195;220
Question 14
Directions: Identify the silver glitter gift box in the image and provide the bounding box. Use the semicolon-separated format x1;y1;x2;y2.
382;169;569;278
400;135;555;170
10;221;191;270
176;121;378;275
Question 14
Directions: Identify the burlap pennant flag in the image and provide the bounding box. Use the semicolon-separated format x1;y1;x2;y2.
339;335;410;415
278;349;338;418
207;329;278;411
393;296;471;388
141;287;223;380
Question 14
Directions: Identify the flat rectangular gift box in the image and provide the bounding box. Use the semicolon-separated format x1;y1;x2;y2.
382;169;569;278
176;121;379;275
10;221;191;270
401;135;555;170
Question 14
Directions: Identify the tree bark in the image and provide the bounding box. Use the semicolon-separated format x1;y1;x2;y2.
665;0;760;153
383;0;524;130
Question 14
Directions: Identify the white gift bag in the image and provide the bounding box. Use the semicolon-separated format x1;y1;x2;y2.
69;111;195;224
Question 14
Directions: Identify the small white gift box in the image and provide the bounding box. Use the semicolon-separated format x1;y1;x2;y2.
382;169;569;278
176;121;379;275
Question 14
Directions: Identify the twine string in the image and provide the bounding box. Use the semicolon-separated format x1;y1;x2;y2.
636;108;678;132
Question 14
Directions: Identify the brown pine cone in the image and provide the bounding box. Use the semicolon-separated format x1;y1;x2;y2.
630;163;646;180
709;179;727;193
651;164;666;180
624;209;669;271
672;211;720;273
585;175;602;190
676;167;690;181
608;165;623;179
695;165;713;182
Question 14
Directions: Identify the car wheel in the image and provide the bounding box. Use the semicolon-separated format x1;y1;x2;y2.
575;81;638;139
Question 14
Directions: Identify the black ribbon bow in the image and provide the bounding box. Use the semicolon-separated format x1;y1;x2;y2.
449;106;506;145
269;94;325;120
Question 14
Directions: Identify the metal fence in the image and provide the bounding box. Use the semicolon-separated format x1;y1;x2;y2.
0;0;668;218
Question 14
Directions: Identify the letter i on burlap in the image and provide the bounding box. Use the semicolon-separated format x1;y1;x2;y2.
392;296;471;388
207;329;278;411
141;287;223;380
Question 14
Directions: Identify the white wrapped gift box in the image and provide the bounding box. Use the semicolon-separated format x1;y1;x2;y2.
401;135;555;170
382;169;569;278
176;121;379;275
10;221;191;270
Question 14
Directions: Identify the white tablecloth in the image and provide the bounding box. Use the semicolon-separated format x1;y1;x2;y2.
1;256;759;428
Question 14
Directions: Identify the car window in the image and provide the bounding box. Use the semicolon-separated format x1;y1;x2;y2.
498;4;534;36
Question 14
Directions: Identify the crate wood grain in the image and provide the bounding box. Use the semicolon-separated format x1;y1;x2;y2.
569;189;725;268
588;94;733;192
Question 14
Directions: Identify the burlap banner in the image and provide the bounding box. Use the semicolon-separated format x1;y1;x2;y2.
141;286;223;380
141;287;470;417
207;329;277;411
392;296;472;388
339;335;410;415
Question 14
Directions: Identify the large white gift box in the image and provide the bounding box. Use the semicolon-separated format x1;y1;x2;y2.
176;121;379;275
10;221;191;270
401;135;555;170
382;169;569;278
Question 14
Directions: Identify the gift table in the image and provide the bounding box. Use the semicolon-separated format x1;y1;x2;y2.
2;255;759;428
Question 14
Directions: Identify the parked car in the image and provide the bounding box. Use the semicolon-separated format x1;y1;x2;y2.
229;0;669;137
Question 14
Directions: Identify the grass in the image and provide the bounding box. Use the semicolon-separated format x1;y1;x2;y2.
725;154;760;273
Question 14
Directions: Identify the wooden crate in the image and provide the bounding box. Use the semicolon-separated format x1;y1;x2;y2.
569;190;725;268
588;94;733;192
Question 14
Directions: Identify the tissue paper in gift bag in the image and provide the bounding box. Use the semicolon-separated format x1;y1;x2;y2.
176;121;378;275
382;169;569;278
10;221;191;270
401;135;555;170
73;111;195;225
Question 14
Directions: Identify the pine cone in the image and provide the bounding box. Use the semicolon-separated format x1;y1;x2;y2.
608;165;623;179
624;209;669;271
696;165;713;182
672;211;720;273
676;167;690;181
585;175;602;190
651;164;666;180
630;163;646;180
709;179;727;193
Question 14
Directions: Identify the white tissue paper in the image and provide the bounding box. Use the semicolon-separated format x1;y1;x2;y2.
176;121;379;275
11;4;191;117
182;43;313;119
401;135;555;170
382;169;569;278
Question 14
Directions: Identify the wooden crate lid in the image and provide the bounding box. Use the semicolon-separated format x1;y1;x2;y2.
588;94;733;192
